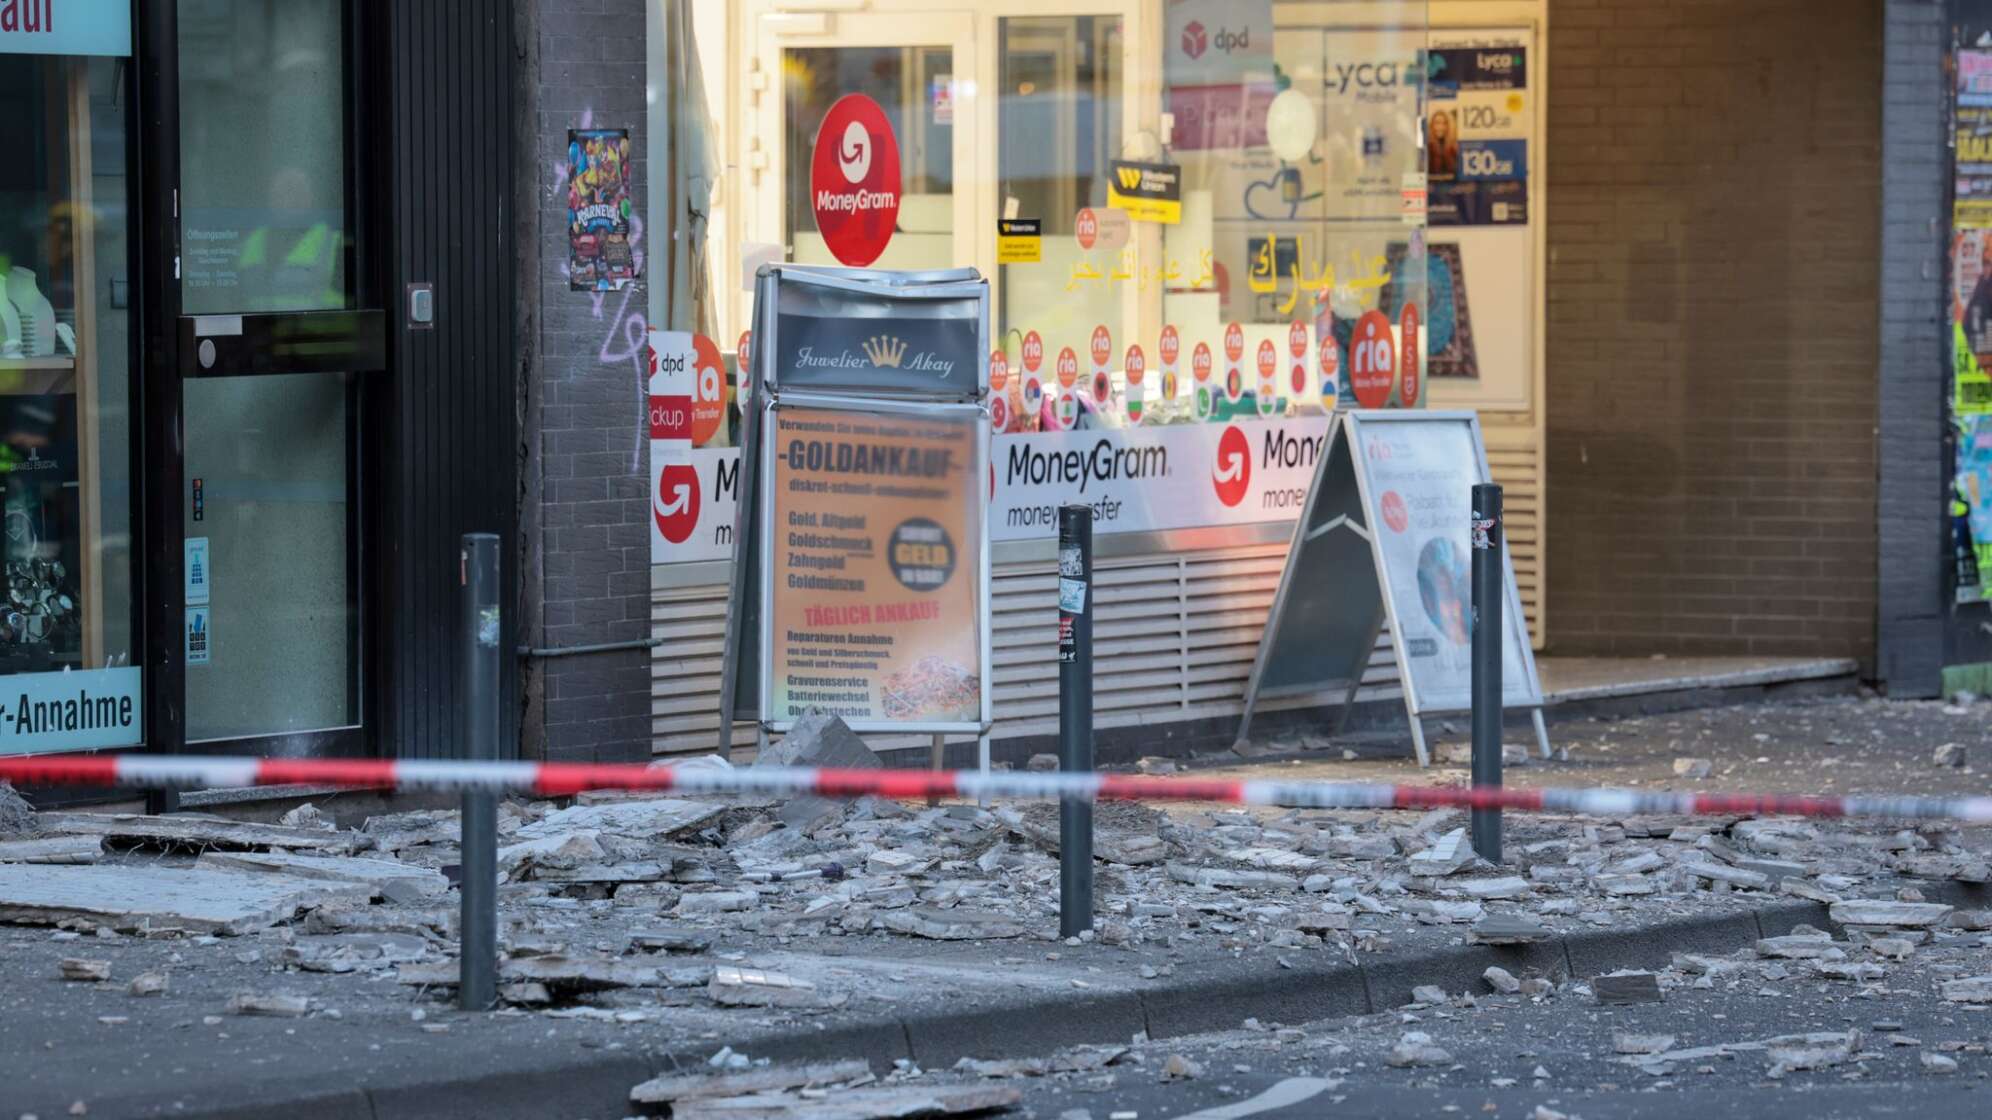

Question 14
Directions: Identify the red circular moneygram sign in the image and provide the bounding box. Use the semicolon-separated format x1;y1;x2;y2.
654;462;700;545
1255;338;1277;380
1400;303;1422;408
1192;341;1213;382
1212;425;1251;508
809;94;901;267
1160;325;1180;368
1350;310;1396;409
989;349;1009;393
1090;325;1112;369
1224;322;1245;364
1288;321;1308;359
1056;346;1079;389
1022;330;1044;373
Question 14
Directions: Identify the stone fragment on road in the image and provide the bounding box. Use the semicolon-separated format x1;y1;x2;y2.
708;965;825;1008
1828;900;1953;928
38;812;369;854
58;958;109;982
0;836;102;865
1766;1030;1859;1078
1483;966;1521;994
1755;932;1839;959
1933;743;1967;769
1470;915;1549;945
1941;975;1992;1003
1161;1054;1202;1081
227;992;309;1017
127;971;167;997
670;1084;1020;1120
1682;861;1770;890
630;1059;871;1104
676;890;755;915
1386;1031;1453;1068
1166;864;1298;891
1593;971;1662;1005
1458;876;1531;900
1923;1052;1960;1073
0;864;372;935
1410;985;1449;1005
1594;874;1656;896
1408;829;1473;877
1672;758;1713;779
1613;1032;1676;1055
880;907;1028;940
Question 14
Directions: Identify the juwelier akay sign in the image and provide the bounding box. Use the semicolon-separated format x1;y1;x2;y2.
657;417;1333;563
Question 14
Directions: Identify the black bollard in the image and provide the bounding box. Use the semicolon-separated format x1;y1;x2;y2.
459;533;500;1010
1058;505;1094;937
1469;485;1503;864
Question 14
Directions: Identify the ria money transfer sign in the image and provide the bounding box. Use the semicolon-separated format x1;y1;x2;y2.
765;403;984;728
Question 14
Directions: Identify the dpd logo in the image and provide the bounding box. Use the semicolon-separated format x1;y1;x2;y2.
1211;425;1251;508
654;463;700;545
1181;19;1251;60
1181;20;1207;59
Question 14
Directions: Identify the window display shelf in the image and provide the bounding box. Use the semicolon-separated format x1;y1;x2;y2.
0;357;77;373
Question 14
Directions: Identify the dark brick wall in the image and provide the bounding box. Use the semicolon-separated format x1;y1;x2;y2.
1876;0;1949;695
1545;0;1884;664
517;0;655;762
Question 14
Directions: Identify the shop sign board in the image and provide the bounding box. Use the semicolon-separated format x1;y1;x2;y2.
0;666;142;755
1236;412;1546;766
721;265;992;746
0;0;131;57
996;218;1042;264
1107;160;1184;224
809;94;902;267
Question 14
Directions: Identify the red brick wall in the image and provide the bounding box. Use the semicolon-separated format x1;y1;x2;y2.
1544;0;1882;663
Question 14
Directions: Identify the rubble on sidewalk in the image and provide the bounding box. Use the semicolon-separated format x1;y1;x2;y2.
630;1058;872;1105
39;812;372;855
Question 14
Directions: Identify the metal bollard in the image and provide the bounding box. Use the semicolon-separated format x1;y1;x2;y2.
1058;505;1094;938
459;533;501;1011
1469;485;1502;865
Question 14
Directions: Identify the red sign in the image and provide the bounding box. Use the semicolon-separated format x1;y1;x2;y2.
690;333;727;446
1288;321;1308;358
1023;376;1044;409
1191;341;1213;382
989;349;1008;393
1255;338;1277;379
1075;208;1098;250
1159;325;1180;367
1381;490;1409;534
654;463;701;544
648;338;692;442
1091;370;1111;403
1289;361;1308;397
1224;366;1244;403
1022;330;1044;373
1320;335;1339;380
1056;347;1079;389
1350;310;1396;409
990;393;1010;432
1089;325;1112;369
809;94;901;267
1400;304;1421;408
1224;322;1245;364
1124;345;1146;386
1211;425;1251;507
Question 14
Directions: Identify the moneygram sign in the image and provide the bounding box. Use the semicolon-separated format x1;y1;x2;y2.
809;94;901;266
654;419;1332;563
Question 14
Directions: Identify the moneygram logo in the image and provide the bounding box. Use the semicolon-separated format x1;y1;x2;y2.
837;120;871;184
1006;439;1168;494
1212;425;1251;507
654;462;700;545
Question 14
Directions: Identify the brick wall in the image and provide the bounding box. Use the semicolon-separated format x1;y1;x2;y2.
1545;0;1884;663
1876;0;1949;695
519;0;656;762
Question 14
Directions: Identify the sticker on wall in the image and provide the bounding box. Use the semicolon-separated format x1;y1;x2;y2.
567;129;638;291
736;330;753;403
1351;309;1396;408
186;607;211;667
1056;346;1079;390
689;333;727;446
648;330;696;442
1159;326;1181;404
997;218;1042;264
1073;206;1130;253
1091;370;1112;408
990;392;1010;432
810;94;902;267
1255;339;1279;416
1192;340;1214;419
184;537;211;607
1400;303;1422;407
1054;389;1080;431
1124;344;1146;422
1107;160;1184;224
1089;325;1112;374
1022;330;1046;416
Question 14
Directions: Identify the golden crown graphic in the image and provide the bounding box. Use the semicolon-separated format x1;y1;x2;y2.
1116;166;1143;190
862;335;908;367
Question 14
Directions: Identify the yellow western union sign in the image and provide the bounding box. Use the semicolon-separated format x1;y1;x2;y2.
1107;159;1182;224
996;218;1042;263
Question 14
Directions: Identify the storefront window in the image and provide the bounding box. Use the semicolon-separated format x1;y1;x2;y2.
0;18;142;752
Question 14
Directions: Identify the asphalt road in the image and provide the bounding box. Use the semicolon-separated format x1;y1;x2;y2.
967;924;1992;1120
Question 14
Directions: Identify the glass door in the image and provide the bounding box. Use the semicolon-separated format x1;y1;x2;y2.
163;0;381;750
758;12;979;272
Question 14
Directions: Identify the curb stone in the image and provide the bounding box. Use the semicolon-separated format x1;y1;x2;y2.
63;884;1991;1120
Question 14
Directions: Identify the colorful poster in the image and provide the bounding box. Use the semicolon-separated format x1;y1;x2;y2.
567;129;637;291
1427;36;1530;228
767;406;981;724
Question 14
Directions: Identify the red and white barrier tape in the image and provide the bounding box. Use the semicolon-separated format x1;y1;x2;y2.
1;754;1990;823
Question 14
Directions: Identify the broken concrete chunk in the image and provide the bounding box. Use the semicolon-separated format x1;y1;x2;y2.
0;836;102;865
1613;1032;1676;1055
1811;960;1885;982
1682;861;1770;891
1941;976;1992;1003
277;803;336;831
39;812;368;854
58;958;109;982
1934;743;1968;769
1766;1030;1858;1078
675;891;756;915
227;992;309;1018
0;782;35;837
1407;829;1473;877
1165;864;1298;891
880;907;1028;940
1828;900;1953;929
496;831;606;874
1671;758;1713;780
671;1084;1019;1120
1410;984;1449;1005
1457;876;1531;900
1483;967;1521;994
1949;910;1992;931
196;850;449;897
516;799;726;843
1923;1052;1961;1074
1026;753;1059;772
1593;874;1657;897
1161;1054;1203;1081
632;926;713;953
631;1059;872;1105
0;864;372;935
127;971;167;997
1593;971;1663;1005
1470;915;1550;945
1386;1031;1453;1068
1754;932;1838;959
707;965;824;1008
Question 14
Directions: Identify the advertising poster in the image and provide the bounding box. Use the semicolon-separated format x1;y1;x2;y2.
768;406;981;724
1164;0;1275;152
1352;417;1531;712
1426;38;1529;228
1957;54;1992;599
568;129;637;291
